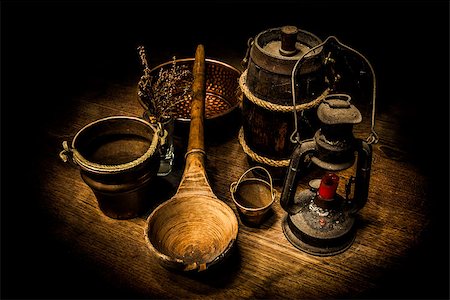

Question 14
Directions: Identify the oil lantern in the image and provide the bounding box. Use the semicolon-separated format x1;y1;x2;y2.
279;36;378;256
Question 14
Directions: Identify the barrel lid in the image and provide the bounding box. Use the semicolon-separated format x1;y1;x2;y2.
248;26;323;76
255;26;322;61
317;98;362;125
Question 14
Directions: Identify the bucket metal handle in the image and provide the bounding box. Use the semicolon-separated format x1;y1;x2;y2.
230;166;275;200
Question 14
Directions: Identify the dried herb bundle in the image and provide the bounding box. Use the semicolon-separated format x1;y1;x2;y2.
138;46;193;123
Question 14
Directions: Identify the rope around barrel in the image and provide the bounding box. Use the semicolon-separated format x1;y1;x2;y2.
238;127;291;167
239;69;331;113
238;69;331;167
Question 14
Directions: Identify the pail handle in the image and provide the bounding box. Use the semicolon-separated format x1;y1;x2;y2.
230;166;274;199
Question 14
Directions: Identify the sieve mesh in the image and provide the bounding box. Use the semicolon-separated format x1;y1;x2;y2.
138;58;242;121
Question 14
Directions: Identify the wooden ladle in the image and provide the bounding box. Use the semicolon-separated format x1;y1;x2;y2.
144;45;239;272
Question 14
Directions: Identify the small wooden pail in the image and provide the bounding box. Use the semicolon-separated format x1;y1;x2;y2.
239;26;326;177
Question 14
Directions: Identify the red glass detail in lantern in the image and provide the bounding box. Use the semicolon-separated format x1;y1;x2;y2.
318;173;339;200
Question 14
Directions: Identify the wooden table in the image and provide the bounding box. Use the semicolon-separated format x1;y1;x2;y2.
3;71;443;299
2;1;448;299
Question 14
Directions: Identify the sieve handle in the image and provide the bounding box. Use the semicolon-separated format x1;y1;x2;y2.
231;166;274;198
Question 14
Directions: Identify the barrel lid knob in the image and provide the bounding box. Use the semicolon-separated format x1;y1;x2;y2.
280;25;299;56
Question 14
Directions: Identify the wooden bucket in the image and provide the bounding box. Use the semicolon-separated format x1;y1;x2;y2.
239;26;326;176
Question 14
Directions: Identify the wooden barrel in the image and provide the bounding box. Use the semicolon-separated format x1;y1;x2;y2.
239;26;326;176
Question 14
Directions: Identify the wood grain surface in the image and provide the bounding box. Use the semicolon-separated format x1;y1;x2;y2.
2;1;448;299
16;69;440;299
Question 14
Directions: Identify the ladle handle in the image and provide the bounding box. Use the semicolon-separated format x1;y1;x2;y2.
185;44;206;167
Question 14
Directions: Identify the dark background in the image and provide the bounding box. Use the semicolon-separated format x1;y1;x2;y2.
1;0;449;299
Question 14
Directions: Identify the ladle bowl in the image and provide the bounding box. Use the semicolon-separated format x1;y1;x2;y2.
145;195;238;271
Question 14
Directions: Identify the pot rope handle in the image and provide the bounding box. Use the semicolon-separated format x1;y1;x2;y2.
230;166;274;200
58;120;162;170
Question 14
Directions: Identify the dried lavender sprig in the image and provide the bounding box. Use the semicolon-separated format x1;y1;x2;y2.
136;46;193;122
137;45;156;114
150;62;192;120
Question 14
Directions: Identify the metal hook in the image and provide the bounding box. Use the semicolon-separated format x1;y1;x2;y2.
241;37;254;69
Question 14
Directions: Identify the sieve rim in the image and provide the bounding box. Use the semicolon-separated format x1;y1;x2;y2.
137;58;242;121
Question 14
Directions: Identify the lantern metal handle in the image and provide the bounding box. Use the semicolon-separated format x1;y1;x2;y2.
280;139;317;215
290;36;378;145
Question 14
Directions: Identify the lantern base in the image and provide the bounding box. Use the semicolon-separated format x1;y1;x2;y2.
282;215;356;256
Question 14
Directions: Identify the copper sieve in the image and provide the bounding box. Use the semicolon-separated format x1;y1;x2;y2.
138;58;243;140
